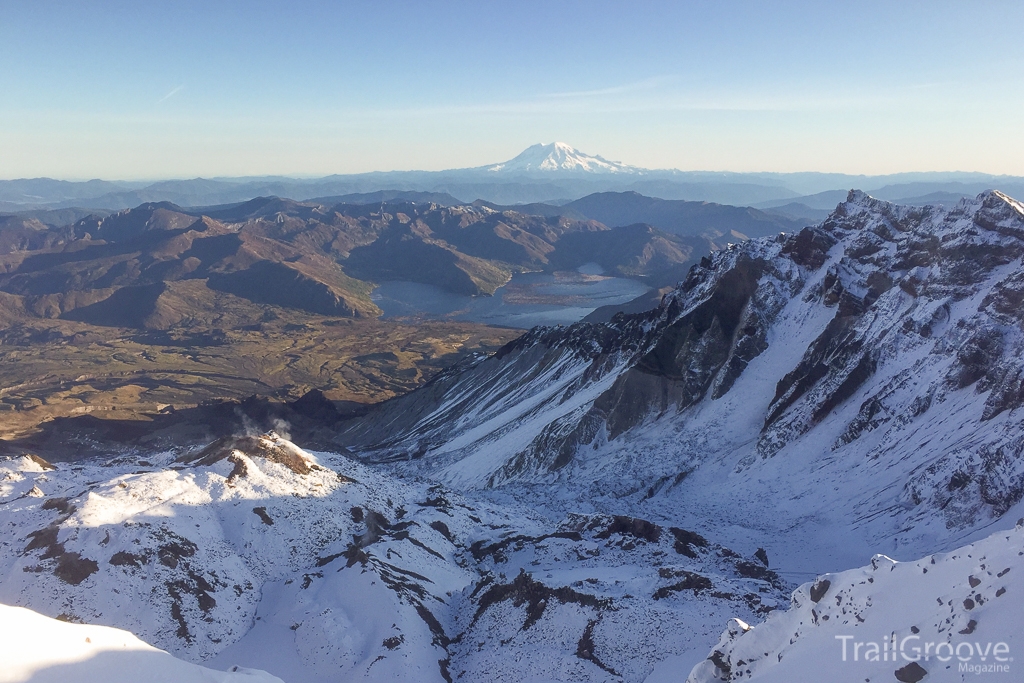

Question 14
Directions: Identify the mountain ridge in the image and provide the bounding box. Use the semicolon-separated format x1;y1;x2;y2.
0;192;804;330
337;188;1024;568
6;143;1024;210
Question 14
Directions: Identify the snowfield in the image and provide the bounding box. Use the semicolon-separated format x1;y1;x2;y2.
0;603;282;683
0;436;786;682
342;190;1024;568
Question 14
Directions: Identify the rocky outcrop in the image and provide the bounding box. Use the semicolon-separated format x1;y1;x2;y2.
687;521;1024;683
594;252;781;439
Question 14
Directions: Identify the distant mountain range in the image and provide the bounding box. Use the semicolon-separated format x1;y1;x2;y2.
0;191;804;330
3;143;1023;211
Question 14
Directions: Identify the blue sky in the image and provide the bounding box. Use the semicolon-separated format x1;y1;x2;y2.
1;0;1022;179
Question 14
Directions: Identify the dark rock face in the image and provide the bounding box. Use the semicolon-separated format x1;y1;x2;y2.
670;527;710;558
809;579;830;603
764;315;863;430
593;516;662;543
652;571;713;599
473;569;611;631
781;226;835;269
982;270;1024;318
252;507;274;526
596;255;770;439
983;364;1024;420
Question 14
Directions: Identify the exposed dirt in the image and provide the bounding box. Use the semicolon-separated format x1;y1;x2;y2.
23;521;99;585
0;316;518;461
109;551;148;568
53;552;99;585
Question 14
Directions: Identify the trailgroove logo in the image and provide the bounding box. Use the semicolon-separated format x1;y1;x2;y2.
836;635;1012;674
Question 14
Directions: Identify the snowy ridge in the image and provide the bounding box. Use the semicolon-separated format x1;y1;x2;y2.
687;519;1024;683
485;142;640;174
0;435;787;683
341;189;1024;565
0;603;282;683
340;311;672;488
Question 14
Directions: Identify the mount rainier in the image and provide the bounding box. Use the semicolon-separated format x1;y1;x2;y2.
483;142;640;175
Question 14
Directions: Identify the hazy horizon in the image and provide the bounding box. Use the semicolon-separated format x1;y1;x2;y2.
2;1;1022;179
5;161;1024;185
4;142;1024;185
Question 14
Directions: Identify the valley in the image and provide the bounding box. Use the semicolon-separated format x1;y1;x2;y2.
0;314;517;458
372;268;651;328
0;184;801;456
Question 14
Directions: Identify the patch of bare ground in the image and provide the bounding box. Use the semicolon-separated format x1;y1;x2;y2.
0;315;519;460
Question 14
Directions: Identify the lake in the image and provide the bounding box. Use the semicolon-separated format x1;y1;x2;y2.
371;265;651;329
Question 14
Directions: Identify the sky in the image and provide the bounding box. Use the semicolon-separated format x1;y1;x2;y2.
1;0;1023;179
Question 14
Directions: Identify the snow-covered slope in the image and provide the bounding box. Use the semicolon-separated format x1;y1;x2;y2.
0;603;281;683
340;190;1024;569
485;142;640;174
688;518;1024;683
0;435;785;683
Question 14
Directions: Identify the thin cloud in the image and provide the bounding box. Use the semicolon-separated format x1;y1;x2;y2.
157;85;185;104
342;91;897;119
541;76;673;100
344;76;978;119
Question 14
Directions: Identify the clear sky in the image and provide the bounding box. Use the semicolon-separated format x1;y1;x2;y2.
1;0;1022;179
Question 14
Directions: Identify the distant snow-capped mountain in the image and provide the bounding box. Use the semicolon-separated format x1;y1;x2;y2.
484;142;641;174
